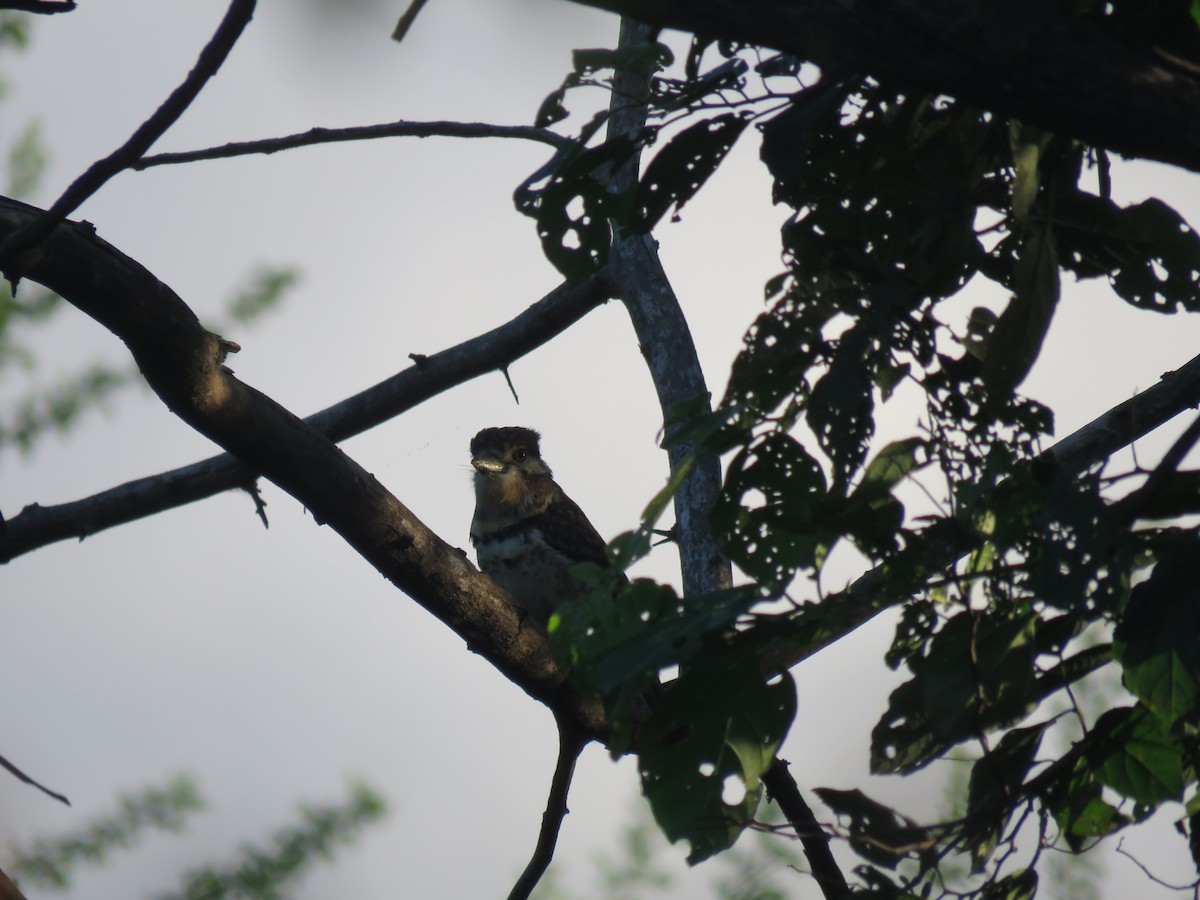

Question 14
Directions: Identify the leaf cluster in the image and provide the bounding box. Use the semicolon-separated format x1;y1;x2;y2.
529;23;1200;897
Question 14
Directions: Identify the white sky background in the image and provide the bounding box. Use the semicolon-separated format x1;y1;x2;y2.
2;1;1200;898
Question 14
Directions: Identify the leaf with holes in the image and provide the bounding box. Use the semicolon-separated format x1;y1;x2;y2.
638;656;795;863
632;113;749;231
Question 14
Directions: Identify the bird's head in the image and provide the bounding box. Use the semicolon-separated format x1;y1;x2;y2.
470;426;554;512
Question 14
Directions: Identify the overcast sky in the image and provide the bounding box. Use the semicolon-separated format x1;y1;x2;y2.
3;2;1200;898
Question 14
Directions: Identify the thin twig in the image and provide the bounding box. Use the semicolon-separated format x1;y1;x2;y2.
133;120;571;170
0;749;69;806
1112;411;1200;522
507;718;588;900
0;0;257;283
763;760;848;899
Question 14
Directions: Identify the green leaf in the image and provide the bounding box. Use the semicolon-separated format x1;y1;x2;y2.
980;868;1037;900
813;788;931;869
633;113;749;231
965;724;1046;870
858;438;928;495
1113;541;1200;726
981;222;1060;397
872;611;1038;774
1089;705;1184;808
638;659;795;864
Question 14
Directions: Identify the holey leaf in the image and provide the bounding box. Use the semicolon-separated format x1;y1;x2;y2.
638;657;796;864
1113;540;1200;726
633;113;749;231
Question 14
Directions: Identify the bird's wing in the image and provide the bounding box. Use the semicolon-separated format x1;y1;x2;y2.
530;490;612;569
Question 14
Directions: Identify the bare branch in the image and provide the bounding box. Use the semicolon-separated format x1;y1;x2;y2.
507;718;587;900
0;748;69;806
0;0;74;13
559;0;1200;174
606;19;732;599
391;0;431;43
762;760;849;900
0;0;256;283
0;210;611;563
133;120;572;170
0;196;607;737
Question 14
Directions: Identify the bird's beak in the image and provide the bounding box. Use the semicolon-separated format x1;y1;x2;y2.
472;456;506;475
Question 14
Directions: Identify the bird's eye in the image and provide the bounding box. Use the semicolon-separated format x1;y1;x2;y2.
513;449;528;462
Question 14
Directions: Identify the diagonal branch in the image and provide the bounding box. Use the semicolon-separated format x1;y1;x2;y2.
0;196;607;736
133;120;572;170
0;0;256;281
0;213;612;563
605;19;732;599
762;348;1200;677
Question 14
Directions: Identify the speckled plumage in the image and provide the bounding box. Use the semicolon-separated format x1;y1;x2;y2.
469;427;614;623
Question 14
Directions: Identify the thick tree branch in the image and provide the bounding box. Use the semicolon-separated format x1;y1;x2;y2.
0;0;73;12
607;19;732;599
133;120;571;170
0;0;255;281
0;226;611;563
561;0;1200;174
0;197;606;736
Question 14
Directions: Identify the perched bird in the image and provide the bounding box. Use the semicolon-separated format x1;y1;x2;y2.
469;426;615;624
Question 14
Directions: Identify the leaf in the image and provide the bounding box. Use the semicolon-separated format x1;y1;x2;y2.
858;438;928;495
1113;540;1200;726
813;788;932;868
872;612;1038;774
1008;121;1050;223
981;222;1060;397
1088;705;1184;809
980;868;1037;900
633;113;749;231
964;724;1046;870
638;658;795;863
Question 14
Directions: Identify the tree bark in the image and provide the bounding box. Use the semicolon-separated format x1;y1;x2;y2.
560;0;1200;174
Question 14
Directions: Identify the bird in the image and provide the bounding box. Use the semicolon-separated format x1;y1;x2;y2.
469;426;617;624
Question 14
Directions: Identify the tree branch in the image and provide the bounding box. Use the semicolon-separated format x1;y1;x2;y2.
761;347;1200;677
606;19;732;599
0;208;612;563
0;196;607;736
558;0;1200;174
133;120;572;170
0;0;74;12
0;0;256;282
762;759;848;900
506;716;587;900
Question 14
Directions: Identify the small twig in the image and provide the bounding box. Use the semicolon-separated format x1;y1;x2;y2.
0;749;69;806
507;717;588;900
0;0;74;12
762;759;849;899
134;120;571;170
391;0;431;42
242;481;269;528
0;0;257;284
501;365;521;404
1114;837;1200;892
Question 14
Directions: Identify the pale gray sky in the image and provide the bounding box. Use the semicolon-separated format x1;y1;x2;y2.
3;2;1200;898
